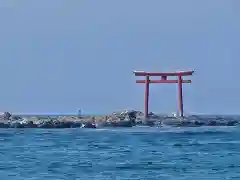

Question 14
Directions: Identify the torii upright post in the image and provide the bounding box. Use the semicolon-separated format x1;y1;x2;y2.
133;70;194;118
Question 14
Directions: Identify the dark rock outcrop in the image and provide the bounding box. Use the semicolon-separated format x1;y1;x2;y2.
0;122;9;128
227;120;238;126
101;120;133;127
81;122;97;128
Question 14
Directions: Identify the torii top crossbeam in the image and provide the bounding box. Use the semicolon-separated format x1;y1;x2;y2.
133;70;194;76
133;70;194;118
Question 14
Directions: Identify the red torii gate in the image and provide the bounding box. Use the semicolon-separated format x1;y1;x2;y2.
133;70;194;118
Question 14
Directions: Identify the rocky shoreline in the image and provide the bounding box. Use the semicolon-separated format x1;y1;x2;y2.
0;111;239;128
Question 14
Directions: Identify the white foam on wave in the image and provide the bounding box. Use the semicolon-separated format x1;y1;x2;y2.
195;140;240;145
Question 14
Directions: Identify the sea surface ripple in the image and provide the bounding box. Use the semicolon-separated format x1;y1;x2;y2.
1;125;240;179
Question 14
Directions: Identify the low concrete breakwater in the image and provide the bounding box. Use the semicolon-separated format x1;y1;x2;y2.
0;111;239;128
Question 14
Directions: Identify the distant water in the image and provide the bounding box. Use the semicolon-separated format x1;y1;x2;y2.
1;123;240;179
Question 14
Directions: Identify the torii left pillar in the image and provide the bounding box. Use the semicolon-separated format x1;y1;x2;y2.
133;70;194;118
144;75;150;118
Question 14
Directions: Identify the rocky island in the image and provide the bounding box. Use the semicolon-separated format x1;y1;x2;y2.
0;110;239;128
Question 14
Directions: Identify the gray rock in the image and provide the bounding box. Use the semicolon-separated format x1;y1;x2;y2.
3;112;11;120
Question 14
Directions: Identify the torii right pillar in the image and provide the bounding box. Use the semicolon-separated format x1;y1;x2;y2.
133;70;194;118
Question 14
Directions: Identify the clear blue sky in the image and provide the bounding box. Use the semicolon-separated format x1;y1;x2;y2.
0;1;239;115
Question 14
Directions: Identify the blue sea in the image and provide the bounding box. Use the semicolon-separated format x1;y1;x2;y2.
1;126;240;179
